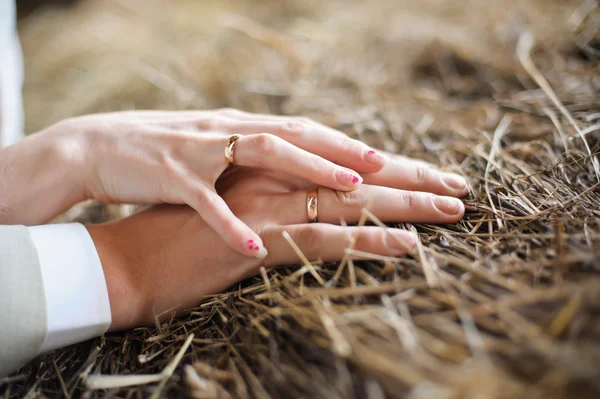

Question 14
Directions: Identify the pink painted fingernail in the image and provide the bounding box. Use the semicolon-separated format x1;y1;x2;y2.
248;238;268;259
336;169;362;188
364;149;387;166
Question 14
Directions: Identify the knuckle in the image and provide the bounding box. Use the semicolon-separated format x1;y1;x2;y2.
170;134;197;159
281;120;311;136
295;227;324;259
253;133;278;153
207;115;229;131
397;191;424;210
182;180;213;207
352;229;373;249
189;188;211;209
413;165;431;182
189;186;212;208
192;116;217;131
334;189;366;209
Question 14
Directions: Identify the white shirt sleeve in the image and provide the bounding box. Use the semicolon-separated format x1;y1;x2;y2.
27;223;112;353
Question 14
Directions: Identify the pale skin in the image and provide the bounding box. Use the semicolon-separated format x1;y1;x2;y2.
0;109;468;259
89;166;467;331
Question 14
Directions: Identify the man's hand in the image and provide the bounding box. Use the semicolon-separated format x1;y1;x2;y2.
87;160;467;331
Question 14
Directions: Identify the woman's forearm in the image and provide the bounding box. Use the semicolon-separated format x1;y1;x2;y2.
0;123;86;225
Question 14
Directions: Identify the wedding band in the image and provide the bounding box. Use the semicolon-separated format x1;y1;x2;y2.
307;187;319;223
224;134;242;165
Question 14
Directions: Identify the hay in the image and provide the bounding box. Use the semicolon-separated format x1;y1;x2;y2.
3;0;600;397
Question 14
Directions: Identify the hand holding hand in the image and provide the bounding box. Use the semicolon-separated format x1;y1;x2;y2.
88;157;467;331
1;108;468;261
43;109;390;258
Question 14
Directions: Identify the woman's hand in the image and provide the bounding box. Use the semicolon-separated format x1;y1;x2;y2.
1;108;467;259
35;109;394;258
88;164;467;331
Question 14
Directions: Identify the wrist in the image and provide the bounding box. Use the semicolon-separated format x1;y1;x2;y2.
45;118;89;202
86;222;143;331
0;124;88;224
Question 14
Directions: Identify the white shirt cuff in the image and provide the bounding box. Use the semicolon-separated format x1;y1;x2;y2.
28;223;112;353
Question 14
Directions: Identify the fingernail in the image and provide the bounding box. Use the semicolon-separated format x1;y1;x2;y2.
432;196;464;216
442;173;467;191
364;149;387;166
385;229;417;253
247;238;268;259
336;169;363;188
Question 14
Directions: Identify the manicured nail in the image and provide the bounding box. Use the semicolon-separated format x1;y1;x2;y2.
364;149;387;166
432;196;464;216
385;229;417;253
336;169;363;188
442;173;467;191
247;238;268;259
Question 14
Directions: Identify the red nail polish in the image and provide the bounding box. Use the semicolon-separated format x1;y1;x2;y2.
249;241;268;259
337;170;362;187
364;149;387;166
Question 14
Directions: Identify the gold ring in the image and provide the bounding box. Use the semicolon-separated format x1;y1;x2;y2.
224;134;242;165
307;187;319;223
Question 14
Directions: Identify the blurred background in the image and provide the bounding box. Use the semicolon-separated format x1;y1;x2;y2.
17;0;583;142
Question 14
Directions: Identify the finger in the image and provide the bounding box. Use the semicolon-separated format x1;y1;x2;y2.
220;118;387;173
362;156;469;198
137;110;387;173
233;133;364;191
260;225;417;267
184;186;268;259
275;185;465;225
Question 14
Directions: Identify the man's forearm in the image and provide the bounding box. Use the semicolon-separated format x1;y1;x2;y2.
0;124;86;225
